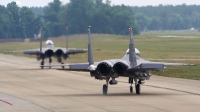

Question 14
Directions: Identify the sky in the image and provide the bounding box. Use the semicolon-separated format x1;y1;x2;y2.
1;0;200;7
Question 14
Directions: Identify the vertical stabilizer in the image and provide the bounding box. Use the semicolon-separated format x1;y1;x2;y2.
129;28;137;68
66;27;68;51
39;27;42;53
87;26;94;65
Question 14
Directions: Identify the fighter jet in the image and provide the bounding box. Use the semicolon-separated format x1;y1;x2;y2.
7;27;87;69
43;26;195;95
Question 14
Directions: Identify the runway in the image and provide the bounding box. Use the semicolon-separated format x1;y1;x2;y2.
0;54;200;112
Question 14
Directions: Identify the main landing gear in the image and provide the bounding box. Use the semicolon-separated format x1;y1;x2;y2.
57;58;64;69
102;77;141;95
135;83;140;94
41;59;44;69
103;77;110;95
61;62;64;69
129;78;133;93
49;58;52;69
40;58;52;69
129;77;141;94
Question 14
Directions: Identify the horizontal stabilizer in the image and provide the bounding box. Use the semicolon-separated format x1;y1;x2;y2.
24;50;40;54
162;63;195;66
4;50;24;53
127;63;164;72
66;49;87;55
69;63;90;71
140;63;164;70
150;62;195;66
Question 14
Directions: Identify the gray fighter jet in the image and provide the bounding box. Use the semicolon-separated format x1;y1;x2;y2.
44;26;195;95
7;27;87;69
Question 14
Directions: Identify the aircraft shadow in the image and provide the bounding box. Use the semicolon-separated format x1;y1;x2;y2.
44;92;180;97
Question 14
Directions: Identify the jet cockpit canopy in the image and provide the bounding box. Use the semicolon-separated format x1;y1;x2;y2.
126;48;141;57
45;40;54;48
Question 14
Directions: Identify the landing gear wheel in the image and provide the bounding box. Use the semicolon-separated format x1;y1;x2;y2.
49;58;52;69
129;77;133;83
49;58;52;63
135;84;140;94
58;58;62;63
61;62;64;69
130;86;133;93
138;80;141;84
41;61;44;69
103;84;108;95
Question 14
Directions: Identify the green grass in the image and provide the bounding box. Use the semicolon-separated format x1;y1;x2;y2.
152;65;200;80
1;31;200;80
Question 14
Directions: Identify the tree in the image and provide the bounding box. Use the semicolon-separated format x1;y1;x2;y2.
66;0;94;34
0;5;10;38
168;14;182;30
90;9;113;34
148;17;161;30
135;13;150;31
95;0;103;8
20;7;42;38
112;5;140;35
43;0;63;37
7;1;21;38
159;12;168;30
0;2;42;38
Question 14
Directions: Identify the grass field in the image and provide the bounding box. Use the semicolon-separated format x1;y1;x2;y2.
1;30;200;80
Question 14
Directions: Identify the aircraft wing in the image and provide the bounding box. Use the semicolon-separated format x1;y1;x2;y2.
148;62;195;66
66;49;87;55
127;63;165;72
5;49;41;55
55;48;87;55
42;62;100;71
23;49;41;55
56;60;192;72
127;61;195;72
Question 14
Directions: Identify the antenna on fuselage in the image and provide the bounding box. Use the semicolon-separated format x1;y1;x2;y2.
39;26;42;53
87;26;94;65
129;27;137;68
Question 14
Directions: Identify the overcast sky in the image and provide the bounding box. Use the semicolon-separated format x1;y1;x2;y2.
1;0;200;7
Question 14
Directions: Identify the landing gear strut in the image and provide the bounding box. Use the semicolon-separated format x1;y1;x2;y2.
129;77;141;94
61;62;64;69
129;77;133;93
40;59;44;69
103;77;110;95
135;83;140;94
134;78;141;94
57;58;62;63
49;58;52;69
58;58;64;69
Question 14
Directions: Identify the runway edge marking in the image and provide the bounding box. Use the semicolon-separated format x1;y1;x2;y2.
0;99;12;106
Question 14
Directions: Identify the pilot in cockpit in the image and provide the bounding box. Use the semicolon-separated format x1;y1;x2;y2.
45;40;54;48
126;48;141;57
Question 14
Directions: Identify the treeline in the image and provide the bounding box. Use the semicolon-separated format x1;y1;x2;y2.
131;4;200;31
0;2;42;38
40;0;140;38
3;1;200;39
0;0;139;39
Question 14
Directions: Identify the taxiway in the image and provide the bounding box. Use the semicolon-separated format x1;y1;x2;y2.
0;54;200;112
